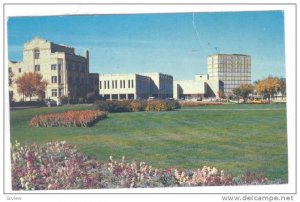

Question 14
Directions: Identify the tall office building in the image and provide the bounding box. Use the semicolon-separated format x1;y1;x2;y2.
207;54;251;95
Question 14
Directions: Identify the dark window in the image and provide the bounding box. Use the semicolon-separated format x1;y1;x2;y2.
112;80;114;89
8;67;12;73
123;80;125;88
128;80;130;88
100;81;102;89
58;88;63;96
34;65;40;71
34;49;40;59
51;76;57;83
58;76;62;84
132;80;134;88
120;80;122;88
58;64;62;71
107;81;110;89
104;81;106;89
51;89;57;97
18;68;22;73
115;80;117;89
51;64;56;70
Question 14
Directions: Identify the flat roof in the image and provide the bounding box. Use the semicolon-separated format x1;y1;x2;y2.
208;54;250;57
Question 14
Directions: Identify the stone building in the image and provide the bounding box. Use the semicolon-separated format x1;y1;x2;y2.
8;37;97;102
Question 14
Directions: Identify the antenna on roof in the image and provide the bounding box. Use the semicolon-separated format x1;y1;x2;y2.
213;47;220;54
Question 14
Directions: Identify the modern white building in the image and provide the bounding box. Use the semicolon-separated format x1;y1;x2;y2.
173;80;206;100
99;72;173;100
173;54;251;100
207;54;251;95
140;72;173;99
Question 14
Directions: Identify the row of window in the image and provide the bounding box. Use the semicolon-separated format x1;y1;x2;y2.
51;76;62;84
100;80;134;90
51;64;62;71
51;88;63;97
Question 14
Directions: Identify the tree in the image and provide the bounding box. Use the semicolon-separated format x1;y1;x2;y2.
279;77;286;98
232;84;254;102
217;90;226;99
15;72;48;101
255;76;281;102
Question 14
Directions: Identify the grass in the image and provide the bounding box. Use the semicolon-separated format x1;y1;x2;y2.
9;103;287;181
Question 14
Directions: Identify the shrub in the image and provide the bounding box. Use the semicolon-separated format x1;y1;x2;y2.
129;100;146;112
167;100;181;110
94;100;179;113
179;101;223;107
145;100;171;111
11;141;281;190
58;96;69;104
29;110;107;127
93;100;132;113
10;101;46;107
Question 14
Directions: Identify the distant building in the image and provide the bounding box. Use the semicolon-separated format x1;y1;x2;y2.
140;73;173;99
207;54;251;95
99;72;173;100
173;80;206;100
8;37;98;102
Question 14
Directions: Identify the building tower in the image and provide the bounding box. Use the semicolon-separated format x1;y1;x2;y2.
207;54;251;96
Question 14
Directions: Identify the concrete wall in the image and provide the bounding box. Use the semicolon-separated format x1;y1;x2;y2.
173;80;205;99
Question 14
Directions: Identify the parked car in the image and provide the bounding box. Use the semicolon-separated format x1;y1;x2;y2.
44;99;57;106
147;97;156;101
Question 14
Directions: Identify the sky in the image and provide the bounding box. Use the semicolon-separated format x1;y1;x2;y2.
7;11;285;81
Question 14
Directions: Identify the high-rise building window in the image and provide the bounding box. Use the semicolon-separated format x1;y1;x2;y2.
107;81;110;89
34;65;40;72
51;89;58;97
58;76;62;84
120;80;122;88
100;81;102;89
131;80;134;88
112;80;114;89
58;64;62;71
115;80;117;89
51;76;57;83
123;80;125;88
104;81;107;89
58;88;63;96
128;80;131;88
51;64;57;70
34;49;40;59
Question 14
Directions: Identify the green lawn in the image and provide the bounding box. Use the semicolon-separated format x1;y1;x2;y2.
9;103;288;180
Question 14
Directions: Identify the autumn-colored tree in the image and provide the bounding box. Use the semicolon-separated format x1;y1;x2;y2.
232;84;254;101
217;90;226;99
15;72;48;101
255;76;281;102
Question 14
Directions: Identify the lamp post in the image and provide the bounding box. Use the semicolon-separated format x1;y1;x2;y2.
68;91;70;105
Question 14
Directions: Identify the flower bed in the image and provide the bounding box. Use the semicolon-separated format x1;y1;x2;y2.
11;141;275;190
29;110;107;127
